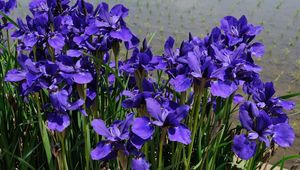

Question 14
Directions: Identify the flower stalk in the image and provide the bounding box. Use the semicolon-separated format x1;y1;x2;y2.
78;84;91;170
58;133;68;170
35;93;54;169
158;128;167;170
185;79;206;170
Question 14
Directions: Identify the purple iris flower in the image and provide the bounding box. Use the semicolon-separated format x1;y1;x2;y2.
252;82;295;112
83;2;139;50
232;134;257;160
29;0;49;15
29;0;70;16
47;111;70;132
250;81;295;124
11;0;74;52
57;55;94;84
90;113;134;161
210;43;261;98
122;39;166;75
124;143;151;170
131;152;151;170
220;15;263;46
121;78;157;109
133;98;191;145
0;0;16;31
165;35;216;92
0;0;16;14
239;102;273;146
49;89;84;112
163;36;180;65
171;49;216;92
233;100;295;160
163;38;189;92
233;94;244;104
46;89;84;132
12;15;66;52
5;55;60;96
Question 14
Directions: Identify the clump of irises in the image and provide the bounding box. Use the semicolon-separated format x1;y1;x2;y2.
4;0;296;169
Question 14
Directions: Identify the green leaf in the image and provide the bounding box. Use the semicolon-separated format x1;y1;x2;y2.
270;154;300;170
23;142;41;159
279;92;300;99
147;32;157;46
2;148;35;170
0;11;19;28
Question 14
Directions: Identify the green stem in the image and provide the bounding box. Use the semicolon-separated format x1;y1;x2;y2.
35;94;54;169
117;151;128;170
58;133;68;170
143;142;149;160
81;0;88;16
158;128;167;170
180;92;187;105
246;157;255;170
185;79;205;170
6;30;10;54
83;111;91;170
112;42;120;71
78;84;91;170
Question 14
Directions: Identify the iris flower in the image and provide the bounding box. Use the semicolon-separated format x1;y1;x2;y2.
132;98;191;145
90;113;134;160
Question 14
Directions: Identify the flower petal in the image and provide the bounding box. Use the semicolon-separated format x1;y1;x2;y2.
233;94;244;104
168;124;191;145
5;69;26;82
210;80;238;98
164;36;175;57
130;134;147;149
90;141;116;160
249;42;264;57
132;117;154;140
68;99;84;110
272;123;295;147
247;25;263;36
145;98;162;121
119;113;134;138
110;27;132;41
142;79;154;92
72;72;93;84
170;75;192;92
48;33;65;50
132;156;151;170
91;119;112;138
279;100;295;110
47;112;70;132
186;52;201;77
67;49;82;57
23;33;37;48
232;134;257;160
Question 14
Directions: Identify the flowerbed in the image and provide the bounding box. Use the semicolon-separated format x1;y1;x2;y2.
0;0;298;169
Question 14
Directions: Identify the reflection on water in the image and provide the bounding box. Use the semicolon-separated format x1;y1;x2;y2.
13;0;300;97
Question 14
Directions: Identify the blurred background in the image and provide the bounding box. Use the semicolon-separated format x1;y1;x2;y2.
14;0;300;168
